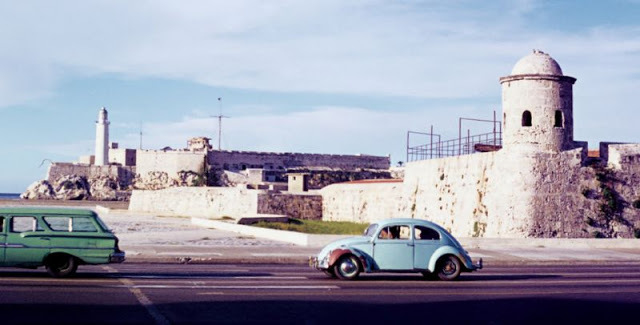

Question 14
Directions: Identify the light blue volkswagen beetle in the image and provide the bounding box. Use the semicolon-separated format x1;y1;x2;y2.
310;218;482;280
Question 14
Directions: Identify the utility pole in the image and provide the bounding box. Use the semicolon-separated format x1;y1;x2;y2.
139;121;143;149
212;97;229;150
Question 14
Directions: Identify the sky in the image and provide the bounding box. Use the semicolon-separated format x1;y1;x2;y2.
1;0;640;193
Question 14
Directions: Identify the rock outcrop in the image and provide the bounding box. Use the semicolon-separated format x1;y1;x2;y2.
21;175;124;201
20;180;56;200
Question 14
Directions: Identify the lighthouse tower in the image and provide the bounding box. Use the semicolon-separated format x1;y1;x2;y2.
95;107;110;166
499;50;577;152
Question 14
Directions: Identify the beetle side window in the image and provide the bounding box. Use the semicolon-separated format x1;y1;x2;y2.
378;225;410;240
0;216;4;232
11;216;44;232
414;225;440;240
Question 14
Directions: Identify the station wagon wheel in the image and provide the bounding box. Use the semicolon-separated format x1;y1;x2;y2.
333;255;361;280
435;255;461;281
45;254;78;278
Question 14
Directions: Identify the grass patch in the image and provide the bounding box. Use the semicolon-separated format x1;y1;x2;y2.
253;218;368;235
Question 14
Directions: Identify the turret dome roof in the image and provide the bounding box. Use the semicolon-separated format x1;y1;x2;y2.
511;50;563;75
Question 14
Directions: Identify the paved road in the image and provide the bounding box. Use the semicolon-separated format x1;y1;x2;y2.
1;262;639;324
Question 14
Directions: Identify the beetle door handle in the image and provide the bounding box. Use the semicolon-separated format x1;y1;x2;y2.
406;243;414;247
41;238;50;241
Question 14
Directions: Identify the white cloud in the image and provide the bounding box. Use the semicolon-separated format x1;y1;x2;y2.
7;0;636;107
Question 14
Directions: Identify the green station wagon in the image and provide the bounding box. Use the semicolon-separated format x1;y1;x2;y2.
0;207;125;277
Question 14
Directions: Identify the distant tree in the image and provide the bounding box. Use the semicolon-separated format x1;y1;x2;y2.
397;161;404;167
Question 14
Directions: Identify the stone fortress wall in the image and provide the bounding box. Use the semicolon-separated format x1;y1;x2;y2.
318;50;640;238
207;150;390;171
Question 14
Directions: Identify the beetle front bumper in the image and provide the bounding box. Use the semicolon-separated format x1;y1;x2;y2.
309;256;319;269
471;258;483;270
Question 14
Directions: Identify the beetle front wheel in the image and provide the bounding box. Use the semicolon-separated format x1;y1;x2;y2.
333;255;361;280
45;254;78;278
435;255;461;281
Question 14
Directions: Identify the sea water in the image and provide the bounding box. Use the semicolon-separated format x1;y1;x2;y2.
0;193;20;200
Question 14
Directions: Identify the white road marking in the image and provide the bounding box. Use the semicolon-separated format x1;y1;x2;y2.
251;253;312;256
156;252;223;256
102;266;170;325
116;285;340;290
112;275;306;280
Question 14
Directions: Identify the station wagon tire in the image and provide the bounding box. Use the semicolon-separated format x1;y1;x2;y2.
333;255;361;280
45;254;78;278
435;255;461;281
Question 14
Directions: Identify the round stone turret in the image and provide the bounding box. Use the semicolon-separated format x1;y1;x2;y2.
500;50;576;152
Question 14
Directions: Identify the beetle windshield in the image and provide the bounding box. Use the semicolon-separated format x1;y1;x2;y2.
363;223;378;237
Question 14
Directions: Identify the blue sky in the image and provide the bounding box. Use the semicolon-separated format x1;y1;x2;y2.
1;0;640;193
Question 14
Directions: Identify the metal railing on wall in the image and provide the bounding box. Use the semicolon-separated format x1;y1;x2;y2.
406;111;502;162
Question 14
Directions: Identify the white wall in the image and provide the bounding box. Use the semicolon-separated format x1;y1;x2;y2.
128;187;259;218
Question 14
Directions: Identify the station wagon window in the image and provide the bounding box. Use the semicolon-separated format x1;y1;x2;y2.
72;218;98;232
11;216;44;232
378;225;410;240
414;225;440;240
43;217;98;232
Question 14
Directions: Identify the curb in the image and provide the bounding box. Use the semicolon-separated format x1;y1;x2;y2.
191;217;312;246
191;217;351;247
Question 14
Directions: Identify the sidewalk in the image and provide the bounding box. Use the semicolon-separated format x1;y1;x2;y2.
99;209;640;265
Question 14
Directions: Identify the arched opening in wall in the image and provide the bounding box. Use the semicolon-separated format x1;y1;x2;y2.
554;110;563;128
522;110;532;127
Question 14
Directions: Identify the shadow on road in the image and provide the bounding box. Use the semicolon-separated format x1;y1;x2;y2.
0;270;273;279
1;297;637;324
348;273;559;282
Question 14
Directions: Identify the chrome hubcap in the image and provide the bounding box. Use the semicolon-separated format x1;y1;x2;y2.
339;259;357;276
442;260;456;275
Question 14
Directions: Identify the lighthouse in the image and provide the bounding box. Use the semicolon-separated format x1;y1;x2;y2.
95;107;110;166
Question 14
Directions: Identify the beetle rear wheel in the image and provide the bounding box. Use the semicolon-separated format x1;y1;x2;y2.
435;255;461;281
45;254;78;278
333;255;361;280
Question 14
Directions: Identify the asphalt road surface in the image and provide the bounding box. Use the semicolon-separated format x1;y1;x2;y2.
1;262;639;324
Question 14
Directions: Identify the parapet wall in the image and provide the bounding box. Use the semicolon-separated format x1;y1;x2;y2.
257;193;323;220
129;187;324;221
129;187;259;218
321;181;404;224
208;150;390;171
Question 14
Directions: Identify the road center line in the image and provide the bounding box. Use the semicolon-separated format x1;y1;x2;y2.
115;284;340;290
102;266;170;325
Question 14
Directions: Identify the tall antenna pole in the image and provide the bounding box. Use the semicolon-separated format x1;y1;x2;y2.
212;97;230;151
139;121;143;149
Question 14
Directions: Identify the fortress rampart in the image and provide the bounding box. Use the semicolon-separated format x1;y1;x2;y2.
136;150;207;179
207;150;390;171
